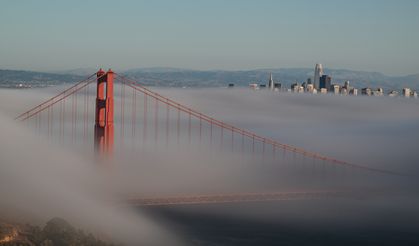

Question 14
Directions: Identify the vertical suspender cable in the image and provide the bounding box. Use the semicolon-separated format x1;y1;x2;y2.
143;94;147;145
166;101;169;148
188;111;191;145
155;98;158;145
177;107;180;145
132;89;136;140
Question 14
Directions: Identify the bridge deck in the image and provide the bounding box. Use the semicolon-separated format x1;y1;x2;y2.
126;190;386;206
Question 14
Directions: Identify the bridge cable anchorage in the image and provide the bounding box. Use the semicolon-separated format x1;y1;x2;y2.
113;73;406;177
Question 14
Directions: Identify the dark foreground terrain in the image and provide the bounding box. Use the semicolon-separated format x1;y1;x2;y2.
0;218;117;246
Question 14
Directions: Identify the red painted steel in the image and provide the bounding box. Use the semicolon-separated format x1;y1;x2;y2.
94;69;114;155
94;69;106;153
105;69;115;154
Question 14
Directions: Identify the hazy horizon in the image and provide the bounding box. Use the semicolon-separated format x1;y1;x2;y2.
3;65;419;78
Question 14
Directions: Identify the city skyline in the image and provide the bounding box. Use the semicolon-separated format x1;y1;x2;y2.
248;64;416;98
1;1;419;245
1;0;419;75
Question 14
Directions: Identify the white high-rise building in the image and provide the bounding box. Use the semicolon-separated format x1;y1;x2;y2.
306;83;314;93
331;84;340;94
403;88;411;98
314;64;323;90
268;73;274;90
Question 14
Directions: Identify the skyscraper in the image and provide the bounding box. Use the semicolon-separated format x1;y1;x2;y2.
319;75;331;91
314;64;323;90
268;73;274;90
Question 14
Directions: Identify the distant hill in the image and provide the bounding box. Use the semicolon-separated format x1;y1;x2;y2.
1;68;418;91
54;67;99;76
0;69;83;88
124;67;419;91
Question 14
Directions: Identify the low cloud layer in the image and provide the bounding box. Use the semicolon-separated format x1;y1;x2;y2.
0;86;418;244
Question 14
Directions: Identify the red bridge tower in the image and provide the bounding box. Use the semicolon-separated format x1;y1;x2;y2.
94;69;114;155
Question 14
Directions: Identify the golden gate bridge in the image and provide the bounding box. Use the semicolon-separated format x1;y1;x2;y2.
15;69;405;206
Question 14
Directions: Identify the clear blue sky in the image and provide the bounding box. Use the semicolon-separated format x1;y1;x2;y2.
1;0;418;75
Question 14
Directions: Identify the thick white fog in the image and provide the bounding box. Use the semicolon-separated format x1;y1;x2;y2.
0;86;419;244
0;113;180;245
157;88;419;172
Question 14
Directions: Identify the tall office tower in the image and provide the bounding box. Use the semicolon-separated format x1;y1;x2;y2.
268;73;274;90
314;64;323;89
307;78;312;84
319;75;332;91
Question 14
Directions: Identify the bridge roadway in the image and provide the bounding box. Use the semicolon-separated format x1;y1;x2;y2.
125;189;389;206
